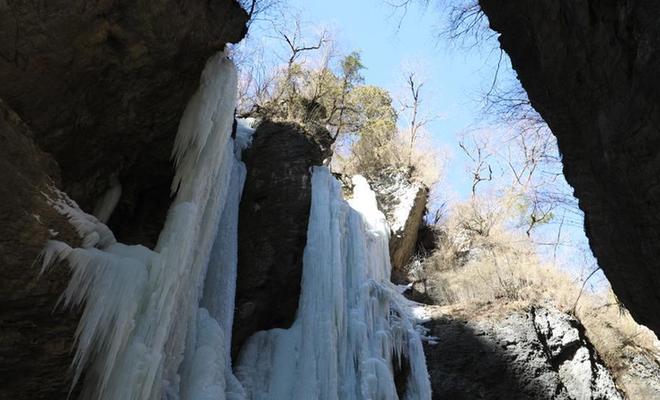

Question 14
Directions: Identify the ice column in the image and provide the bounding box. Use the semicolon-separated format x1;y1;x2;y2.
234;167;432;400
41;52;244;400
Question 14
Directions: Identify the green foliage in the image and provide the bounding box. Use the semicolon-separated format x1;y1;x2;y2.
251;51;402;145
351;86;398;138
243;48;440;186
340;52;364;85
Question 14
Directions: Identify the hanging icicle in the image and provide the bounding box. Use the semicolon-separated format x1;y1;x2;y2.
41;52;245;400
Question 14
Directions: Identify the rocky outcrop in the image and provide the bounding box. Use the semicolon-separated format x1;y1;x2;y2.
389;186;428;279
0;100;82;399
423;305;623;400
531;307;623;400
369;169;429;282
479;0;660;335
0;1;248;398
613;350;660;399
0;0;248;247
232;121;332;358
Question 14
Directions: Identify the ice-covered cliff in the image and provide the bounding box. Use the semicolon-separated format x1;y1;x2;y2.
37;50;430;399
234;168;431;399
41;53;245;400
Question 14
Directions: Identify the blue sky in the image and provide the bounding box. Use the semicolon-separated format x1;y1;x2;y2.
287;0;506;200
240;0;607;289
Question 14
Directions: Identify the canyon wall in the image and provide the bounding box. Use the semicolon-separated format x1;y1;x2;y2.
0;1;248;398
480;0;660;335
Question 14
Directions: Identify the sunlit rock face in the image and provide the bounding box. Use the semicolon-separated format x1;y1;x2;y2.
480;0;660;335
423;306;623;400
367;169;429;282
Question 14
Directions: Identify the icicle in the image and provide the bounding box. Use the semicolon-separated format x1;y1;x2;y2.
234;167;431;400
93;175;122;223
41;52;244;400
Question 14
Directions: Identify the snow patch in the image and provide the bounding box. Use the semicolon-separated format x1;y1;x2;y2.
234;118;257;156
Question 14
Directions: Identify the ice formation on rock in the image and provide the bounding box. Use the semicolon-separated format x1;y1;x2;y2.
92;175;122;223
234;167;431;400
41;49;430;400
41;52;247;400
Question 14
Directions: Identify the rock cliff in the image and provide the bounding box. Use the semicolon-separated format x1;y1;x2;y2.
232;121;332;358
0;0;248;246
479;0;660;335
0;1;248;398
0;99;82;399
423;305;625;399
368;169;429;282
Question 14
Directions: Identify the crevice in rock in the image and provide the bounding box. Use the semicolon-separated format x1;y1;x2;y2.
531;307;581;371
393;354;411;399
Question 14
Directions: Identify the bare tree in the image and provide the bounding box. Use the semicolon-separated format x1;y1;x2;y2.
399;71;436;171
276;20;328;71
405;73;424;164
235;11;332;119
459;136;493;197
239;0;283;26
272;17;329;119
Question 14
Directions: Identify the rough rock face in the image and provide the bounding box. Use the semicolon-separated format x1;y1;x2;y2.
0;1;248;398
369;170;429;282
531;307;623;400
232;121;332;358
389;186;428;279
614;350;660;399
0;100;82;399
423;306;622;400
0;0;248;247
479;0;660;335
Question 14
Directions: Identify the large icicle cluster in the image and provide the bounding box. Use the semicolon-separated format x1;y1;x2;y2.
234;167;432;400
41;53;249;400
41;48;431;399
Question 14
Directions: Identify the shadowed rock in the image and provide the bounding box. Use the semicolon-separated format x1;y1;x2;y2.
0;0;248;247
232;121;332;359
480;0;660;335
0;100;82;399
423;306;622;400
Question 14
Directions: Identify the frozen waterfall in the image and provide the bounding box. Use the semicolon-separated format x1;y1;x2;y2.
234;167;432;400
42;52;246;400
41;50;431;400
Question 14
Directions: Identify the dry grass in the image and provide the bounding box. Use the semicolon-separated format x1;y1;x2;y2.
419;193;579;308
416;192;660;395
578;293;660;370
